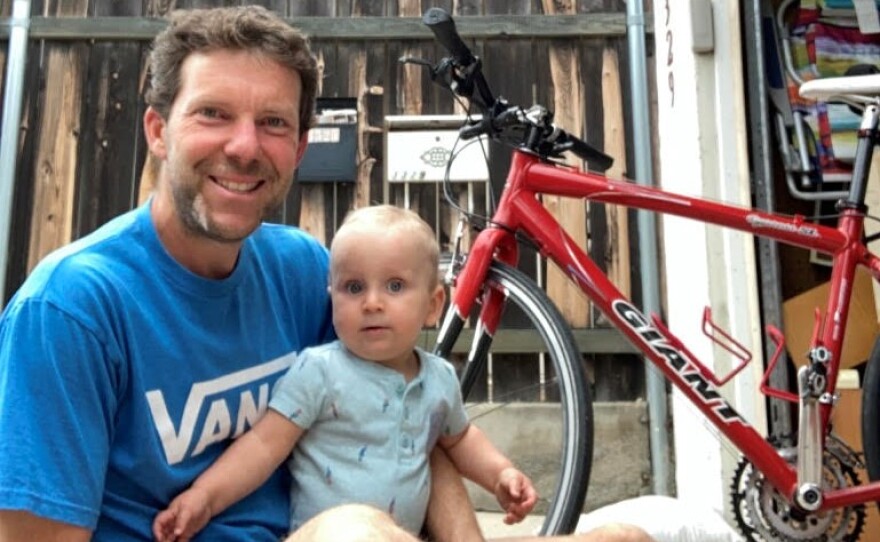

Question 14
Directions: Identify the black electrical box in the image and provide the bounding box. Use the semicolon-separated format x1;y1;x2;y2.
297;97;357;183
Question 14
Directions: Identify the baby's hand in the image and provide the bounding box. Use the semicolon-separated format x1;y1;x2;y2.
152;488;212;542
494;467;538;524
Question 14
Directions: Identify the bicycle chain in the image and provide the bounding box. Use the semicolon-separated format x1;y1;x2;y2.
730;436;865;542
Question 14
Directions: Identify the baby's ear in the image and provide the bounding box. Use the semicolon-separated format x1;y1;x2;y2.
424;284;446;327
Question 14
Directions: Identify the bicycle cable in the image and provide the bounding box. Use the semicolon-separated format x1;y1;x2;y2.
441;140;544;256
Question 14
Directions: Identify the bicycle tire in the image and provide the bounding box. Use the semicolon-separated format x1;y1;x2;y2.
431;259;593;535
861;337;880;489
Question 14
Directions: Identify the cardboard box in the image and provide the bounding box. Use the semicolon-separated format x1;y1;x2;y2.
782;267;880;368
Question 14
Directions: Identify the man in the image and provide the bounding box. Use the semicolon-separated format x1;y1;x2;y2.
0;6;653;542
0;6;330;540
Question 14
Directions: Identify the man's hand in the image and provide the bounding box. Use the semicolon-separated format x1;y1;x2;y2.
494;467;538;525
152;487;213;542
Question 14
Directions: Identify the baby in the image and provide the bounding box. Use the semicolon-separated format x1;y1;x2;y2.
153;205;537;540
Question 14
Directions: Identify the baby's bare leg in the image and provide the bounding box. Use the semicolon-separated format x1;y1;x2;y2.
284;504;419;542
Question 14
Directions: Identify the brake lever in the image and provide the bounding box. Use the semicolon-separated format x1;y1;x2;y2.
398;56;433;68
399;55;471;97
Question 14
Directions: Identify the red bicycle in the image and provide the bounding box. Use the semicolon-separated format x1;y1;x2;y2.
411;7;880;540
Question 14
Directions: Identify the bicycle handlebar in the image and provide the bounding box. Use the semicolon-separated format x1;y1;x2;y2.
423;8;476;68
417;8;614;172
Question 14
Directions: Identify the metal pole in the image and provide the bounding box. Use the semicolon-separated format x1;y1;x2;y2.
0;0;32;306
627;0;672;496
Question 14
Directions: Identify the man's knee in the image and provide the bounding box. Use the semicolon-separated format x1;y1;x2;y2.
581;523;656;542
284;504;418;542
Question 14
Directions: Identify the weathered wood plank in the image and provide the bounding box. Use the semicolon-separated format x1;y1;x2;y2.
26;0;87;272
581;38;607;325
249;0;288;15
600;44;630;297
578;0;627;12
319;40;353;237
288;1;335;17
542;0;589;328
77;0;144;236
355;0;387;16
74;43;143;234
91;0;141;16
487;0;530;15
456;0;481;16
297;37;336;245
364;39;387;210
348;45;372;209
0;14;637;41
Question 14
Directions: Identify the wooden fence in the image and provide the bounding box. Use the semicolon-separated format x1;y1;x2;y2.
0;0;655;400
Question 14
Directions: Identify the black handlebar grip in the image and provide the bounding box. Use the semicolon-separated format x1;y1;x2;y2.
565;133;614;172
459;120;488;140
423;8;475;66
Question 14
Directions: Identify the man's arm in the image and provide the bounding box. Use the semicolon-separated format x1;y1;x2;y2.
423;447;485;542
0;510;90;542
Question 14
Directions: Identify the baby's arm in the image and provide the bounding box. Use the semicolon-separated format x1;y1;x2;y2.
438;426;537;525
153;409;303;541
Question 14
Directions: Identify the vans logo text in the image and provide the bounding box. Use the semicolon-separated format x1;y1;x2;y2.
146;354;294;464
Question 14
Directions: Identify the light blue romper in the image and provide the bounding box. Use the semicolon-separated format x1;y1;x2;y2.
269;340;469;534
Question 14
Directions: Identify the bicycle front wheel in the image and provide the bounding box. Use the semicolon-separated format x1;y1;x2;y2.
431;259;593;535
861;337;880;488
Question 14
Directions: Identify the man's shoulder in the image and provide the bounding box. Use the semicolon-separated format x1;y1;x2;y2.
12;209;144;301
253;223;326;252
248;223;329;270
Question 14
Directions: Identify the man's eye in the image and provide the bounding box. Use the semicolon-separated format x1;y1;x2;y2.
199;107;221;119
264;117;287;128
345;281;363;294
387;280;404;293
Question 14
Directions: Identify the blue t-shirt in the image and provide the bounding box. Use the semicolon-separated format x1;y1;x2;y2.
269;341;469;534
0;203;334;541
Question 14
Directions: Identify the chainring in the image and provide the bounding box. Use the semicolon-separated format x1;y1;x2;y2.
730;435;866;542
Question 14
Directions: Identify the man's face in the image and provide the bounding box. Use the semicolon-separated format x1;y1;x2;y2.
146;49;308;243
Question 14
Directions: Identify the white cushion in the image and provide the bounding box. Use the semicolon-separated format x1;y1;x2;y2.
575;495;744;542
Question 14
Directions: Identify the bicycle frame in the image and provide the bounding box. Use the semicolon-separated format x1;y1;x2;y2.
444;142;880;512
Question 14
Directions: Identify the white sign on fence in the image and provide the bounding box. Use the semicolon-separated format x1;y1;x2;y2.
385;116;490;183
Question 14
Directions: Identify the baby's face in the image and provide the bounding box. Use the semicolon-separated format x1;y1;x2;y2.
329;226;443;374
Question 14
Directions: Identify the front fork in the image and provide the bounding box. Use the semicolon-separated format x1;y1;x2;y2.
435;215;517;395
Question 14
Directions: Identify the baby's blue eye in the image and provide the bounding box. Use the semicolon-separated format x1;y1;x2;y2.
387;280;404;293
345;281;363;294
